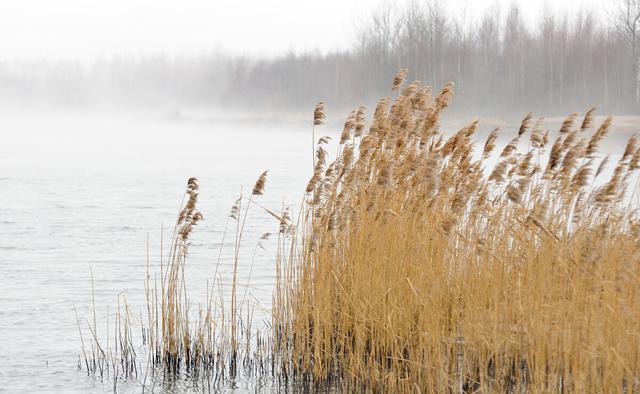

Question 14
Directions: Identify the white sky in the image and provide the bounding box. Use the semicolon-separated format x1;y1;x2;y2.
0;0;608;62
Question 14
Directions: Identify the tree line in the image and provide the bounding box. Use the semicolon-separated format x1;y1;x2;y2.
230;1;640;116
1;1;638;116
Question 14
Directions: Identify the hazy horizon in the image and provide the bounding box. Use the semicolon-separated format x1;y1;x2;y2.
1;0;608;62
2;0;635;117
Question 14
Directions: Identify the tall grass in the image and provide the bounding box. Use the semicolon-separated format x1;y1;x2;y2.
77;177;277;387
274;73;640;392
78;71;640;392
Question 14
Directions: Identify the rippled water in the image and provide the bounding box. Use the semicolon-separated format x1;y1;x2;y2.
0;109;325;393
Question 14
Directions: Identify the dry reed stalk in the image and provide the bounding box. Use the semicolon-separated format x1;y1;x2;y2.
313;102;326;170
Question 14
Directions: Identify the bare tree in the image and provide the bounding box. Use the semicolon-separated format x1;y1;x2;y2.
615;0;640;104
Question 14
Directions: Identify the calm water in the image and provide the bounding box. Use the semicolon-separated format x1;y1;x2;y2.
0;109;634;393
0;109;322;393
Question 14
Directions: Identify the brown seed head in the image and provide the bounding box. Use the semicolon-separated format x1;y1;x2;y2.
392;68;407;91
354;106;367;138
252;171;268;196
560;112;578;134
518;112;533;136
580;107;596;132
483;128;499;159
313;102;326;126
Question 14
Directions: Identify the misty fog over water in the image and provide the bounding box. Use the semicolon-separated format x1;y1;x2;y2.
1;1;639;117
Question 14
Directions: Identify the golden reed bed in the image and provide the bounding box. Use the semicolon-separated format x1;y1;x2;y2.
80;70;640;393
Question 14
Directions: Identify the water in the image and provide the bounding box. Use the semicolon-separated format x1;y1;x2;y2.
0;109;322;393
0;109;634;392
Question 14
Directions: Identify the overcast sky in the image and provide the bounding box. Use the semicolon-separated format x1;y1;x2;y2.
0;0;607;62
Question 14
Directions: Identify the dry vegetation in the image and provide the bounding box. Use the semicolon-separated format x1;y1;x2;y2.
275;71;640;392
79;70;640;392
77;177;276;388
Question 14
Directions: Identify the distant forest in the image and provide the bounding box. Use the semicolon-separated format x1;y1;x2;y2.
2;1;640;116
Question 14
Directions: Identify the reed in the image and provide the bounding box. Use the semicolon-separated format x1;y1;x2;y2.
77;176;276;388
78;70;640;392
274;73;640;392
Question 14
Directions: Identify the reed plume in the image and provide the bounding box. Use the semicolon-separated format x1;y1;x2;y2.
312;102;326;170
252;171;268;195
313;102;326;126
392;68;407;91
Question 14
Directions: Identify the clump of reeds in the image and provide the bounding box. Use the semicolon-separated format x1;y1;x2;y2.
75;285;139;385
78;70;640;393
274;71;640;392
78;175;281;389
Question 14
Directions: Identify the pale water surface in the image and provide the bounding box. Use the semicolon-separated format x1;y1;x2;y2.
0;109;319;393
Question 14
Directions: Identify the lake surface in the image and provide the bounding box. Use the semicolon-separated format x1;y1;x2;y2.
0;109;322;393
0;108;634;393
